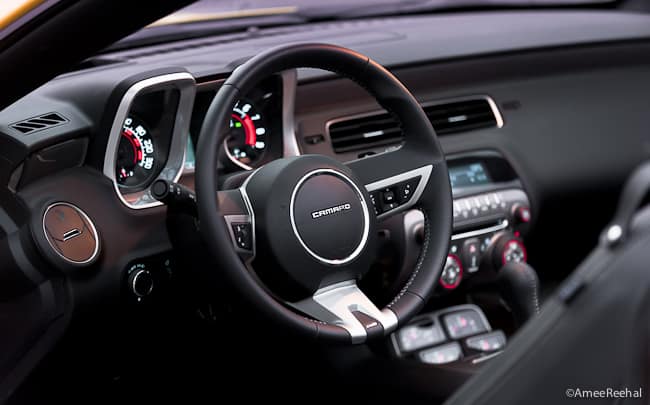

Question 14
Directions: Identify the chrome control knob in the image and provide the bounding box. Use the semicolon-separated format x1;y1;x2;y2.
128;269;154;298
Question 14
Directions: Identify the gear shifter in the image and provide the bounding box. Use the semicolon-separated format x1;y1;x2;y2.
497;261;540;326
479;231;540;326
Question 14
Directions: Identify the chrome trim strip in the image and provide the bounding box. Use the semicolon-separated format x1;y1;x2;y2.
472;351;503;364
290;280;399;344
451;219;509;241
42;202;100;265
289;169;370;266
103;72;196;209
281;69;301;157
325;94;504;146
365;165;433;220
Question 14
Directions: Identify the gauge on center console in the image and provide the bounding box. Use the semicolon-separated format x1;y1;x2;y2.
223;99;268;170
116;116;156;188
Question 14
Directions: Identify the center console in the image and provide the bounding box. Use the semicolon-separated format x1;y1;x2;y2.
439;151;531;291
392;305;506;364
390;151;534;365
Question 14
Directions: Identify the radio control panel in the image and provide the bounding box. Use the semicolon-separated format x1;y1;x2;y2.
442;188;530;291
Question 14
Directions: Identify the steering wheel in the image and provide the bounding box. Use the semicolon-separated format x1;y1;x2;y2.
195;43;452;344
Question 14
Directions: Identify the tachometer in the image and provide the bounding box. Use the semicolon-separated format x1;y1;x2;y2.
224;99;267;170
116;116;156;188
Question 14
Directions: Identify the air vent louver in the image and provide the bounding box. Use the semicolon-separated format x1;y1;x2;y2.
423;98;498;135
328;97;500;154
329;113;402;153
11;112;68;134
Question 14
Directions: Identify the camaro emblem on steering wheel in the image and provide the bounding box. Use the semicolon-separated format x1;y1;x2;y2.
311;203;352;219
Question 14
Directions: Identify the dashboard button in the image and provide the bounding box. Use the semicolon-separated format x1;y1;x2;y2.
462;238;481;273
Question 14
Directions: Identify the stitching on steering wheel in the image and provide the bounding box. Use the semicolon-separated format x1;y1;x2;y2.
388;208;430;308
527;265;540;314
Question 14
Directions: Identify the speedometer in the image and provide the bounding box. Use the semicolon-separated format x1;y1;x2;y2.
224;99;268;170
116;116;156;188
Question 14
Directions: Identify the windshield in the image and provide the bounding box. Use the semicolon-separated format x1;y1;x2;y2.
154;0;615;26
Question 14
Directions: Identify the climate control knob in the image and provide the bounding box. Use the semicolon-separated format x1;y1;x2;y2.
440;254;463;290
488;232;528;269
501;239;527;265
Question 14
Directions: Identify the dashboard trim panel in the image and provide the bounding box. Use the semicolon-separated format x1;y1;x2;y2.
103;72;196;209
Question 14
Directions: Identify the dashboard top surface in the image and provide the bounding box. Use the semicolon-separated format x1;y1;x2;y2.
86;10;650;77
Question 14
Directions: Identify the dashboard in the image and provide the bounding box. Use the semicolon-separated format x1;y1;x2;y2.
2;10;650;330
6;10;650;395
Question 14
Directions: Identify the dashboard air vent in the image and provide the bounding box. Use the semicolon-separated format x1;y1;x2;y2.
328;113;402;153
423;98;499;135
327;97;500;154
11;112;68;134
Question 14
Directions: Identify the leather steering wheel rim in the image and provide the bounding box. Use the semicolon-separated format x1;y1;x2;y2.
196;43;452;344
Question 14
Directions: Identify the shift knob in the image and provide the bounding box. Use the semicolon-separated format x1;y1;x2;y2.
497;261;540;326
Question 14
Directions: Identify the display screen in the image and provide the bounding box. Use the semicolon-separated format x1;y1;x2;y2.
184;136;196;171
448;162;491;189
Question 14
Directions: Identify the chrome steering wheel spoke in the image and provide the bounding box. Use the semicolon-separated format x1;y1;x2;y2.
290;280;398;344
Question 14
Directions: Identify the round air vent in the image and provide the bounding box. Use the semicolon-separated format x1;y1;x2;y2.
42;202;100;266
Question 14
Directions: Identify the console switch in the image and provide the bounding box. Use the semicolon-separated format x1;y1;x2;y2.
418;342;462;365
465;331;506;352
231;223;252;250
396;320;445;353
443;309;489;339
462;238;481;273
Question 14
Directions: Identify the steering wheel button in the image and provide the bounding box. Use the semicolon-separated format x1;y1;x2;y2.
396;177;420;204
384;202;399;211
231;223;252;250
369;191;383;214
382;188;396;204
